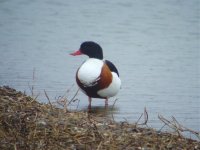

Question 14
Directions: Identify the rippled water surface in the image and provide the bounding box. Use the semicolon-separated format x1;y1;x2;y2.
0;0;199;133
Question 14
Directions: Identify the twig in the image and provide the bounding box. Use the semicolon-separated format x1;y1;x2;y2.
68;88;80;105
32;93;40;101
97;141;102;150
135;113;143;126
33;112;38;122
158;115;200;140
136;107;149;126
31;68;35;97
143;107;148;126
44;90;53;111
28;68;36;98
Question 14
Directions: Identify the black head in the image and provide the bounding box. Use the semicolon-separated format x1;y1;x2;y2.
80;41;103;59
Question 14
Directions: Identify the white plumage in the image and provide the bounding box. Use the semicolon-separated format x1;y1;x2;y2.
77;58;103;86
97;72;121;98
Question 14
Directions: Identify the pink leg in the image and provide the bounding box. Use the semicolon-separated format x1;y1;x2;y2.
105;98;108;107
88;97;92;110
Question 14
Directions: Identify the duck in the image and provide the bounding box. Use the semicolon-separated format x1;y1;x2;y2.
70;41;121;109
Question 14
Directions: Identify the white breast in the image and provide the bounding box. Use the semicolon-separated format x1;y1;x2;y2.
77;58;104;86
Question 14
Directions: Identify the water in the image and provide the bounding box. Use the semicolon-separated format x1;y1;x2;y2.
0;0;199;135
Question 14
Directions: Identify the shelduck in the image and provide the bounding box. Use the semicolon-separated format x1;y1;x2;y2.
70;41;121;108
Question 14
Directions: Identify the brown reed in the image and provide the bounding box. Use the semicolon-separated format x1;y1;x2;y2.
0;86;199;150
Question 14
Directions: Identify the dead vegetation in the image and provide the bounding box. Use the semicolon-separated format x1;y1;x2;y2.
0;86;199;150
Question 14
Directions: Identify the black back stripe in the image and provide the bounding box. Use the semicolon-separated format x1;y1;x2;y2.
105;60;119;77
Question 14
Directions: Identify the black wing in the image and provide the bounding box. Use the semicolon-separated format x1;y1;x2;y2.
105;60;119;77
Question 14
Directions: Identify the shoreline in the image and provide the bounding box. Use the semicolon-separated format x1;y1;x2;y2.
0;86;199;149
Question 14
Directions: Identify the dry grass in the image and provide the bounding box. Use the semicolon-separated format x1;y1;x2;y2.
0;86;199;150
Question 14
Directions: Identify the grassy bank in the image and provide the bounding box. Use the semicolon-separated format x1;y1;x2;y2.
0;86;199;149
